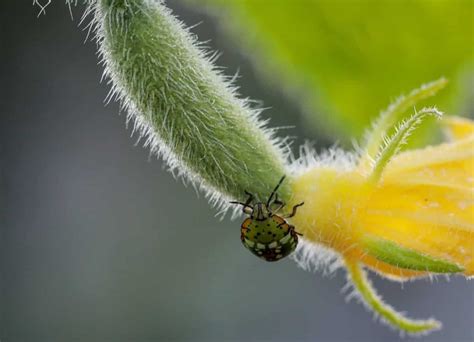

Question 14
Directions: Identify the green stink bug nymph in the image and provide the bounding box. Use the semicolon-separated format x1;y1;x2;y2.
230;176;304;262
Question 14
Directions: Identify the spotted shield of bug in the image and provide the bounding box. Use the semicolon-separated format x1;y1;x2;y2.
230;176;304;262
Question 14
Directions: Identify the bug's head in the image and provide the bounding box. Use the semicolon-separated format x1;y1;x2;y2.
230;175;287;218
250;203;270;221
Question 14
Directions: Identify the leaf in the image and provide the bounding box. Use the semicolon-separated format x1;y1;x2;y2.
362;235;464;273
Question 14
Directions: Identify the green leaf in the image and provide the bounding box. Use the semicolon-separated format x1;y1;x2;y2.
362;235;464;273
189;0;474;141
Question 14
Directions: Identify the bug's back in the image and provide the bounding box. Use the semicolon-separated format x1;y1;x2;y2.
240;215;298;262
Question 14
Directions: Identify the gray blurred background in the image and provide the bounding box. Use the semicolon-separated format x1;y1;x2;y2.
0;1;472;341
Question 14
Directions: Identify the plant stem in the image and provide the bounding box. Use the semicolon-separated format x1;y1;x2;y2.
346;259;441;335
94;0;291;204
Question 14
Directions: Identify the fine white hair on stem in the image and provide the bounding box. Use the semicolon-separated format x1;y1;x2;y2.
291;239;343;276
33;0;52;16
288;141;358;177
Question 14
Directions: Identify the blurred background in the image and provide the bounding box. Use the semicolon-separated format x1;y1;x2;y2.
1;1;473;341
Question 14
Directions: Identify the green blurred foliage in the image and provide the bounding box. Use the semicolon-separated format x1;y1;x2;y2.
190;0;473;142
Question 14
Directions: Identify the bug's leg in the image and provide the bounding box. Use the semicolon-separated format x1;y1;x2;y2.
244;191;254;207
229;201;250;207
270;193;286;213
284;202;305;218
289;225;303;236
230;191;254;214
229;201;253;212
242;191;255;214
242;206;253;215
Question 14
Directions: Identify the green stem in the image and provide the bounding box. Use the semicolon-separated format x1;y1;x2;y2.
362;78;447;163
359;78;448;168
369;107;442;183
93;0;290;203
345;259;441;335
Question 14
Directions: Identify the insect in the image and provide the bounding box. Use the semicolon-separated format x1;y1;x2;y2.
230;176;304;262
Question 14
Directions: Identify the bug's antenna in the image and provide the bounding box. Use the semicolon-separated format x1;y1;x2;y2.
266;175;286;207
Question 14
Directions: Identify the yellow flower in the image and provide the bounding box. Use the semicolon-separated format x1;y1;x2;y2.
288;79;473;334
292;121;473;279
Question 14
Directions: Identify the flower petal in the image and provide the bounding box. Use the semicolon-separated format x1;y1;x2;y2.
360;136;474;277
442;116;474;141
